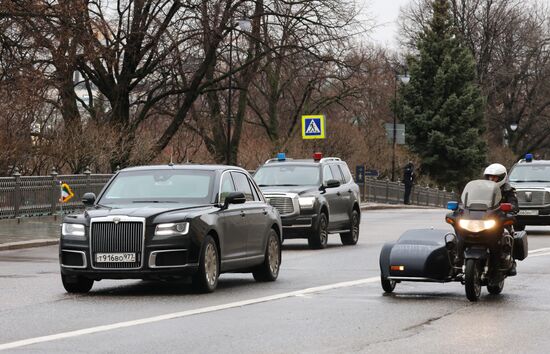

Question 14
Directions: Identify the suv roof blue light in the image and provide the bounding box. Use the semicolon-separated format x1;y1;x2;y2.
277;153;286;161
525;153;533;162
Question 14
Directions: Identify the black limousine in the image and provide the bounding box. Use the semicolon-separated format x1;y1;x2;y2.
59;165;282;293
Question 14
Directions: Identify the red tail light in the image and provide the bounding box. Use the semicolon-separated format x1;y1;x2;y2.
500;203;512;212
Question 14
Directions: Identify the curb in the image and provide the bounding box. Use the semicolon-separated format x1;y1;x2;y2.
361;204;440;211
0;239;59;251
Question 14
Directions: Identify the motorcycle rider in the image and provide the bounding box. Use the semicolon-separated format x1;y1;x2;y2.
483;163;519;213
483;163;519;275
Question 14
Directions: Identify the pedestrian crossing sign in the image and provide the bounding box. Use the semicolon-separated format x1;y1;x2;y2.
301;115;325;139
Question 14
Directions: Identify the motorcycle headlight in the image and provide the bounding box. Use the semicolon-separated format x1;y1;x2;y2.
61;223;86;239
155;222;189;236
458;219;497;233
298;196;316;209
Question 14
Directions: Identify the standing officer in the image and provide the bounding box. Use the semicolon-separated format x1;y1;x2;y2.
403;161;415;205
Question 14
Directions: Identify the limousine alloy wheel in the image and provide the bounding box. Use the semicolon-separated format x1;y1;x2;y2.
193;235;219;293
253;229;281;282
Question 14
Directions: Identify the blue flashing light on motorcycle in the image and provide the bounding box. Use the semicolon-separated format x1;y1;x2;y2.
447;201;458;211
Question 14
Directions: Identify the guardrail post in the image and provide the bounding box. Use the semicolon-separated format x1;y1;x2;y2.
84;166;92;193
426;184;430;206
13;168;21;218
50;167;58;216
385;178;389;204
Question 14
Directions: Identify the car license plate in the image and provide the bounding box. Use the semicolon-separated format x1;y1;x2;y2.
518;210;538;216
95;253;136;263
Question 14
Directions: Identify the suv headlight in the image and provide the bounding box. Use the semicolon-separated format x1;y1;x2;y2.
298;197;316;209
61;223;85;239
155;222;189;236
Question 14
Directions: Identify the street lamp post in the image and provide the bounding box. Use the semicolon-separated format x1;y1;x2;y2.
392;74;410;182
226;19;252;165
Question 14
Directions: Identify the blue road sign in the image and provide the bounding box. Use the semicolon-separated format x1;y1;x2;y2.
302;115;325;139
365;169;379;178
355;165;365;183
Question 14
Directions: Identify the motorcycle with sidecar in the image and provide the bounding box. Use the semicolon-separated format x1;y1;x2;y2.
379;180;528;301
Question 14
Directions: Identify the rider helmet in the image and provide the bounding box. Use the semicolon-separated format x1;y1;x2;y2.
484;163;507;188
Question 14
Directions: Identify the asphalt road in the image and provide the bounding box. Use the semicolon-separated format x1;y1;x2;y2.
1;209;550;353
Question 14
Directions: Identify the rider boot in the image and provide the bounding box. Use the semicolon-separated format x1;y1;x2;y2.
508;261;517;276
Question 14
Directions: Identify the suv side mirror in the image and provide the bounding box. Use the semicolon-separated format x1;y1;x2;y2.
325;179;341;188
82;193;96;206
223;192;246;209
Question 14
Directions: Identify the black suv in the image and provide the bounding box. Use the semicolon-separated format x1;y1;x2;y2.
508;154;550;230
253;153;361;249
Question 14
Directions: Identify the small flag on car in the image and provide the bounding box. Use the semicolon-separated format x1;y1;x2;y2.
60;183;74;203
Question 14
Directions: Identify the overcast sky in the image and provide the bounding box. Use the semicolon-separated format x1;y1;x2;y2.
358;0;412;49
359;0;549;49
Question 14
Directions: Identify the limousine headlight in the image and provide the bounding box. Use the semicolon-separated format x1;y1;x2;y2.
155;222;189;236
61;223;86;239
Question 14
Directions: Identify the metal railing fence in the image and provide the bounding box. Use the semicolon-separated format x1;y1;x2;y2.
0;168;112;219
0;171;457;219
360;177;457;208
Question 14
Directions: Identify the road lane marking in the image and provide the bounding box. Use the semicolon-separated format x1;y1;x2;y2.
0;277;379;351
528;251;550;258
529;247;550;254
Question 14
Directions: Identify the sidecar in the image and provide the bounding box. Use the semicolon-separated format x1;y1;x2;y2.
379;228;456;292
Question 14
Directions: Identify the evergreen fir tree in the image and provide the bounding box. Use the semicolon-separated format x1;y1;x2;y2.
398;0;486;191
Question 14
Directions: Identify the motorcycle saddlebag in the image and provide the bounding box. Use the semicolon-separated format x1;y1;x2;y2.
380;229;454;281
513;230;528;261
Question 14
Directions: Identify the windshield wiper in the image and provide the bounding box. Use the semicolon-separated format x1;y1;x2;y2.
258;184;272;187
275;184;300;186
131;200;178;203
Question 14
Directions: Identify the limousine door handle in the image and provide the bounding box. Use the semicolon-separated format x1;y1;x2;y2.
263;209;268;215
240;211;246;217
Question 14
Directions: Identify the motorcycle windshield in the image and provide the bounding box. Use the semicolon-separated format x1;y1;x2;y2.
461;180;502;210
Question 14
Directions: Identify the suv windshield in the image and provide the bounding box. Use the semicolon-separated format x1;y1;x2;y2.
99;169;215;204
254;165;320;186
509;164;550;182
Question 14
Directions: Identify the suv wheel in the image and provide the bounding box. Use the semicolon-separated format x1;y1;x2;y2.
340;210;359;245
308;213;328;249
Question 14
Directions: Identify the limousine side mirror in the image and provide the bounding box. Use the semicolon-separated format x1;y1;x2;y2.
82;192;96;206
223;192;246;209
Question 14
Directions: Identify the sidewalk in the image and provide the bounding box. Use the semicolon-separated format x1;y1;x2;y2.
0;202;442;251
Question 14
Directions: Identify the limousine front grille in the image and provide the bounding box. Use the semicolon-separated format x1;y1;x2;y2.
90;219;145;269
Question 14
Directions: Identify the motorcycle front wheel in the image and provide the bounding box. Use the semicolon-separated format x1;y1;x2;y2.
465;259;482;302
